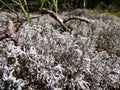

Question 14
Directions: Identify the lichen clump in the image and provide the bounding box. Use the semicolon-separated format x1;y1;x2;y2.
0;12;120;90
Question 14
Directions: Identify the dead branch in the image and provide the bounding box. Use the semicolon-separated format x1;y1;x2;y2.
41;8;89;31
41;8;70;31
63;16;89;23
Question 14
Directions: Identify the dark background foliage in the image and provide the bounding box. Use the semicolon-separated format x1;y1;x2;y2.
0;0;120;12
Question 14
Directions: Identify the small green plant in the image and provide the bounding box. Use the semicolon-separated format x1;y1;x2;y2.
51;0;58;13
40;0;58;13
12;0;30;21
40;0;47;9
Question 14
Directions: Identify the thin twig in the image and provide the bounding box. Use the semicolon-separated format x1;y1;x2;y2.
0;20;19;46
63;16;89;23
41;8;70;31
41;8;89;31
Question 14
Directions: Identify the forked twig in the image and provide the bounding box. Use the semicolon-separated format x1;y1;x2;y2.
41;8;89;31
41;8;69;31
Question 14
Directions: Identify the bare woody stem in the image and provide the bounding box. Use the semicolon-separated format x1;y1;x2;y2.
41;8;89;31
41;8;70;31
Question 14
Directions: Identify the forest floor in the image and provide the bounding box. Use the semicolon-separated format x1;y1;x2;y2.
0;9;120;90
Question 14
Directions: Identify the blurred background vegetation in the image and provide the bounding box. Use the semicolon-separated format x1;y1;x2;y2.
0;0;120;12
0;0;120;20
